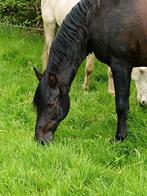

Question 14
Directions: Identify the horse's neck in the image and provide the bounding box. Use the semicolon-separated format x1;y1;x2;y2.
61;51;87;83
48;0;97;86
49;47;87;88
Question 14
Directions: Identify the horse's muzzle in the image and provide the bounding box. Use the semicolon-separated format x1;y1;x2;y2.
35;120;58;144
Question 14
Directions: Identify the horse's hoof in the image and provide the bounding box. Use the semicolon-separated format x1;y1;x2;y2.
109;137;122;144
37;138;54;146
115;133;127;142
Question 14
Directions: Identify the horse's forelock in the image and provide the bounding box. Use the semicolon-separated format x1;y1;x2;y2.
33;81;46;113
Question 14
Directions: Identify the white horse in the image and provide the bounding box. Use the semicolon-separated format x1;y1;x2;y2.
41;0;94;91
41;0;147;105
108;67;147;106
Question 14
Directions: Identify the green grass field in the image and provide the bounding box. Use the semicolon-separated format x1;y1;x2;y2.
0;26;147;195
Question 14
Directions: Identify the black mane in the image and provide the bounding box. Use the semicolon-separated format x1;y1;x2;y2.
47;0;100;74
34;0;100;110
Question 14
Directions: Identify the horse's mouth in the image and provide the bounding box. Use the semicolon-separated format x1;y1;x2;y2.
35;120;59;144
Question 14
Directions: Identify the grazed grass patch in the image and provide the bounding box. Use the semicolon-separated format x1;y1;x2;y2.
0;26;147;195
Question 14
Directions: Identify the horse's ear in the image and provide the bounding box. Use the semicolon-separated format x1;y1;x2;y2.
48;73;57;87
33;67;43;81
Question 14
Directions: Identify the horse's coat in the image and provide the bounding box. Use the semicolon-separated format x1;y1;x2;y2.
34;0;147;143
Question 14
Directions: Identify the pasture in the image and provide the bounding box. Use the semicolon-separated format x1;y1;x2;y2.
0;26;147;195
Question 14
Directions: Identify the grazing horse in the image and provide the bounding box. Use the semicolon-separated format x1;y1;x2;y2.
42;0;147;104
41;0;94;91
34;0;147;143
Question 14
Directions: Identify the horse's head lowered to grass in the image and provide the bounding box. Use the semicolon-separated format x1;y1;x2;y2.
33;68;70;143
33;0;147;143
33;0;93;143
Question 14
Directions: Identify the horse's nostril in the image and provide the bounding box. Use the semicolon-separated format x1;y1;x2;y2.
40;140;48;145
141;100;147;106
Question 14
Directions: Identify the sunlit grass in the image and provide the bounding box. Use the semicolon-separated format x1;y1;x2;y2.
0;26;147;195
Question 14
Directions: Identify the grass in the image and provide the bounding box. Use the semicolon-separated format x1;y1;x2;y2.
0;26;147;195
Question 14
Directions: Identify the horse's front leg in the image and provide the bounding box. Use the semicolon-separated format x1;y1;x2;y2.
111;60;132;141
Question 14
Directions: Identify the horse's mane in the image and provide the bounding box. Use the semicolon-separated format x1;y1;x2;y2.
47;0;100;73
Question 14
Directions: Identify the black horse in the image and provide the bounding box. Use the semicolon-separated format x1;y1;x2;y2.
33;0;147;143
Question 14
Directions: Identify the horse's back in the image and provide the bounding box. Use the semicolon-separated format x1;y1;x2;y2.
90;0;147;65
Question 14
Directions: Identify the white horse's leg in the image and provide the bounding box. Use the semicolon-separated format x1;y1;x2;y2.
108;67;115;96
43;23;56;69
82;53;95;91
